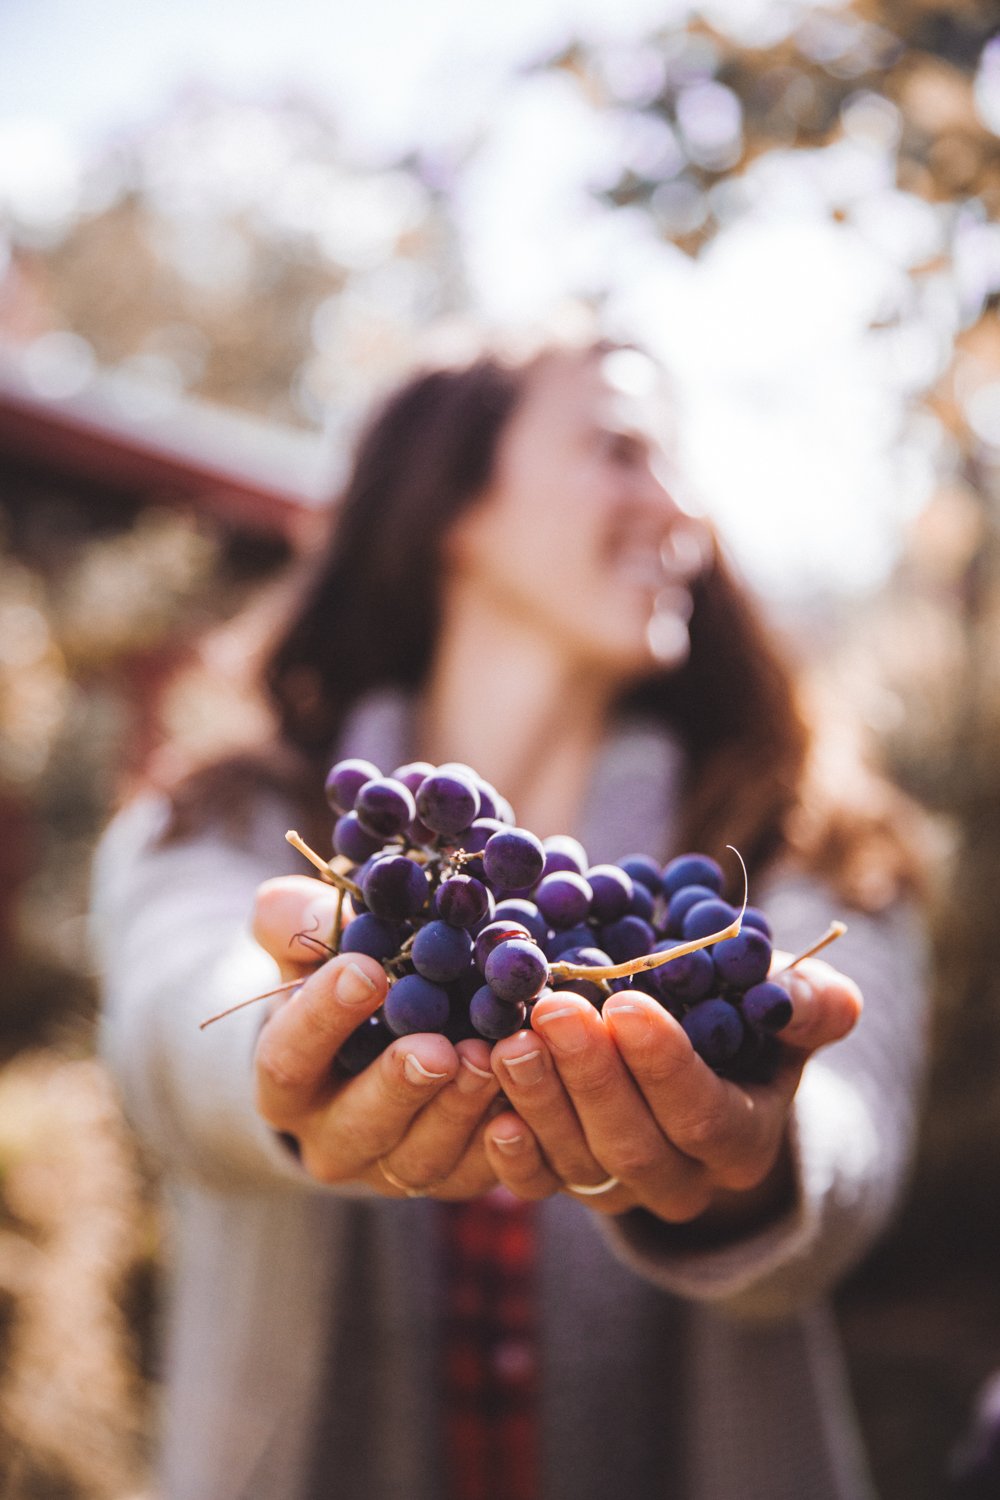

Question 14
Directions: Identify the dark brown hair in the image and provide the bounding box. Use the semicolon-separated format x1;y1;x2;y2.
158;340;926;908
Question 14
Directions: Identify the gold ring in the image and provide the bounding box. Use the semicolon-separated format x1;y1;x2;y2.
565;1175;620;1197
377;1158;425;1198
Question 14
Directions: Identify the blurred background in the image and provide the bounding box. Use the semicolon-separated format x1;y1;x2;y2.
0;0;998;1494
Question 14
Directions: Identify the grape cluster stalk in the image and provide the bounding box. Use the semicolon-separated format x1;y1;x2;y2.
203;757;844;1081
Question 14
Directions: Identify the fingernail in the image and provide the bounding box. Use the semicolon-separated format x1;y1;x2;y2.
788;973;814;1009
403;1054;449;1085
603;1001;653;1036
457;1056;496;1093
336;962;377;1006
495;1134;525;1153
534;1006;588;1051
502;1050;545;1086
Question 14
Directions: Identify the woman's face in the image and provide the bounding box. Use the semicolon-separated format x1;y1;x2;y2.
445;347;705;683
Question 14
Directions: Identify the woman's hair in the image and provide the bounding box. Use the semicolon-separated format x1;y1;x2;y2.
158;338;927;909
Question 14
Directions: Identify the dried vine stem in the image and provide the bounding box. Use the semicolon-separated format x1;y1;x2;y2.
772;921;847;977
549;844;750;985
285;831;362;899
199;979;301;1030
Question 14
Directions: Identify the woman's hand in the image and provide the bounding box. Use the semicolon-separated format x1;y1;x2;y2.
484;956;861;1236
251;877;502;1199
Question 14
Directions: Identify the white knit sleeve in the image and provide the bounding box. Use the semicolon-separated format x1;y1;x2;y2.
90;794;372;1195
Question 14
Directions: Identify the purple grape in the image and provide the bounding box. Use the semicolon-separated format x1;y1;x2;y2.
729;1027;781;1082
493;898;549;946
469;984;526;1040
663;853;724;898
415;771;481;836
742;906;773;940
411;920;474;983
665;884;719;935
474;920;532;972
713;930;773;990
362;855;430;921
587;864;633;923
741;980;793;1033
333;811;384;863
383;973;450;1036
617;853;663;894
436;874;493;929
681;898;737;941
483;828;546;892
541;834;589;878
484;938;548;1004
628;881;655;922
597;915;656;964
534;871;593;929
354;777;417;839
544;923;594;959
552;945;612;1007
340;913;404;962
471;780;501;820
335;1015;394;1075
652;945;715;1003
682;997;745;1066
325;758;381;814
391;760;436;795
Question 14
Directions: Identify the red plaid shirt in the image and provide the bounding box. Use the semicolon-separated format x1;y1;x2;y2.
440;1189;539;1500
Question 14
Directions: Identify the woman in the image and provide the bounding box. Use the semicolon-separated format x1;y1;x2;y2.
92;336;928;1500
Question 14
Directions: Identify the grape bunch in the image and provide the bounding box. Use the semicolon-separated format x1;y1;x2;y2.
276;756;813;1086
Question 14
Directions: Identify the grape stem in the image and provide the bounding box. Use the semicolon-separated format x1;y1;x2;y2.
549;845;750;984
772;921;847;977
286;831;362;899
199;979;301;1030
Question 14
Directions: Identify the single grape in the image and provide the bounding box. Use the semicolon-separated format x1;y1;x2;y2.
333;811;384;863
664;883;719;936
652;945;715;1003
411;920;475;984
469;984;526;1040
544;923;594;959
587;864;633;923
681;898;737;941
597;914;656;964
391;760;437;795
415;771;481;836
383;973;450;1036
493;898;549;947
340;913;404;963
682;997;745;1067
484;938;549;1004
552;945;612;1007
713;930;772;990
742;906;773;940
483;827;546;892
436;873;493;929
325;758;381;814
728;1027;781;1082
541;834;589;878
662;853;724;899
627;881;656;923
354;776;417;839
474;920;532;973
362;854;430;922
741;980;793;1033
335;1015;394;1075
534;871;593;929
617;853;663;894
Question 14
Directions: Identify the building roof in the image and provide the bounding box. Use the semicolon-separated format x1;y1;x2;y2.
0;349;335;539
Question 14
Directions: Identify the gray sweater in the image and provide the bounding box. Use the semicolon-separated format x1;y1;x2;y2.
91;704;927;1500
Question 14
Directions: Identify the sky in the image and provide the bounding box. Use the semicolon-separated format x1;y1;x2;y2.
0;0;956;598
